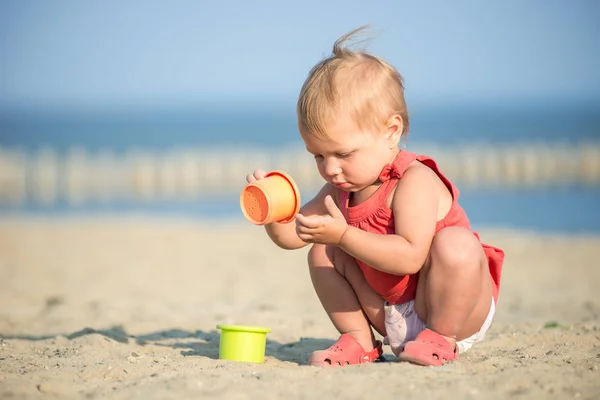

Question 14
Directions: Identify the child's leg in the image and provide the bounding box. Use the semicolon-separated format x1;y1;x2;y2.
307;243;385;351
414;227;493;346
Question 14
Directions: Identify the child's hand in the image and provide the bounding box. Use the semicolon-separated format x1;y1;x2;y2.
246;169;267;183
295;195;348;245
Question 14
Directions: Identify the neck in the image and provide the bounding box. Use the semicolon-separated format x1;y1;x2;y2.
388;148;401;164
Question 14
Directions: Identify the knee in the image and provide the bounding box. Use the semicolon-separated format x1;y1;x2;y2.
307;244;334;270
307;244;352;277
429;227;482;273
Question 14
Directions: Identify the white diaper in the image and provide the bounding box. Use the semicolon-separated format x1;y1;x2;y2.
384;298;495;357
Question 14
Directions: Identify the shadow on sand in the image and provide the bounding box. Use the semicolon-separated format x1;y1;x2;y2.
0;326;338;365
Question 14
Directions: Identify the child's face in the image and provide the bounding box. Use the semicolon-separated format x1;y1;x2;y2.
300;113;397;192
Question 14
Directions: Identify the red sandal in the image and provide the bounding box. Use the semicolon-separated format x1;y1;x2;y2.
397;329;458;366
308;334;383;367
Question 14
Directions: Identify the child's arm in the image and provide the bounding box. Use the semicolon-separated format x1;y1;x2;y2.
266;183;336;250
295;163;443;275
338;164;441;275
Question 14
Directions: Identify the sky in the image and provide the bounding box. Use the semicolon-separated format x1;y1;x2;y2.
1;0;599;110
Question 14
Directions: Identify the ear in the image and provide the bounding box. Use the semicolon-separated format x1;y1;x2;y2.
385;114;404;148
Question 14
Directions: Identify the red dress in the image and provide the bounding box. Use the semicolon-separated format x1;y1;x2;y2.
338;150;504;305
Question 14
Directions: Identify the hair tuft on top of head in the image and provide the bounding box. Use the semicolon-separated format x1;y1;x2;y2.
331;25;373;58
297;25;409;141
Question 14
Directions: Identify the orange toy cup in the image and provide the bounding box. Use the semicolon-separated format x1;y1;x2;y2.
240;171;301;225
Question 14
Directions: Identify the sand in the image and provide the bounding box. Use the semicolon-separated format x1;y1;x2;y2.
0;216;599;399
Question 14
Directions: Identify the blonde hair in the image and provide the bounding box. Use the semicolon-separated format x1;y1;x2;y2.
297;26;409;139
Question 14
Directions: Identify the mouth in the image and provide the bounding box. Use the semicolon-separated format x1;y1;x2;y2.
332;182;352;189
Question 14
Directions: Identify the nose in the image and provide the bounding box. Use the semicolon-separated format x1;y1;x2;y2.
323;158;342;177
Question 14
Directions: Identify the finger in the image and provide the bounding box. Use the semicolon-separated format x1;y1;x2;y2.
246;174;257;183
253;169;267;180
296;223;321;236
295;219;304;235
324;195;344;219
295;213;321;229
294;213;308;226
296;232;315;243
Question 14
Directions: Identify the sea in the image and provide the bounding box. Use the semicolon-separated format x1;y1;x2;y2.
1;99;599;233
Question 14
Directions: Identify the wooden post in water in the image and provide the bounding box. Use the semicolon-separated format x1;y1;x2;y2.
157;151;179;200
580;142;600;186
0;147;26;205
125;150;158;202
458;147;481;188
29;147;59;205
198;151;224;196
92;149;122;203
179;150;203;200
225;150;251;195
64;146;89;206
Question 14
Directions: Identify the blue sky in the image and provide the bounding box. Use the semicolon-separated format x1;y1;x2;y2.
1;0;599;109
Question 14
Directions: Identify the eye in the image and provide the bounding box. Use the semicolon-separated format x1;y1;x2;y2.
314;154;324;160
336;152;353;159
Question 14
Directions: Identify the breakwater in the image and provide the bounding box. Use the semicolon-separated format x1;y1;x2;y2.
0;143;599;206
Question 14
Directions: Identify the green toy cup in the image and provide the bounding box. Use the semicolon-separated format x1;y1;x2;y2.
216;324;271;364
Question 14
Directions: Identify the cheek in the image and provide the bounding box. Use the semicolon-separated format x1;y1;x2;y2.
315;159;327;177
346;157;380;179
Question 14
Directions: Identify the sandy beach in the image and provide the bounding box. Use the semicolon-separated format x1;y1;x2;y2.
0;216;599;399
